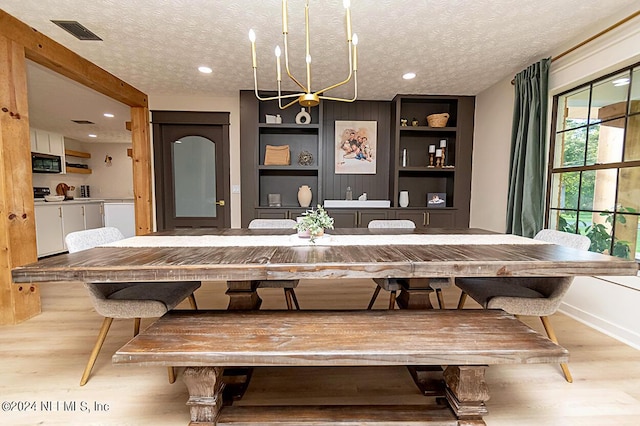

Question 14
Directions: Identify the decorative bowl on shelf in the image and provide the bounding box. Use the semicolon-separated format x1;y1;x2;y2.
44;195;65;202
426;113;450;127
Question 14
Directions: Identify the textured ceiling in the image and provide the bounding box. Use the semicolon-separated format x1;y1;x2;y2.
2;0;639;143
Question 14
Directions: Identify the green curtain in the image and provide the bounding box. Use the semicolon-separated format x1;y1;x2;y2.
506;58;550;237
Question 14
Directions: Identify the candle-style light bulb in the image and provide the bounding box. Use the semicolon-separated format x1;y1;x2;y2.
344;0;352;41
275;45;282;81
249;29;257;68
352;33;358;71
282;0;288;34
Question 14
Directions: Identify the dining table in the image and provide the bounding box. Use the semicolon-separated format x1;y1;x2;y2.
11;227;639;423
12;227;638;310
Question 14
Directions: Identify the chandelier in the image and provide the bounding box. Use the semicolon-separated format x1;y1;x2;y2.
249;0;358;109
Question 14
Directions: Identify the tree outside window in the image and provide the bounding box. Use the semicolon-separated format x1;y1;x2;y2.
548;64;640;261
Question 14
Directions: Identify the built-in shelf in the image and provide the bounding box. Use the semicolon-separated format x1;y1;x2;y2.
65;149;91;158
66;166;91;174
64;149;92;174
399;126;457;132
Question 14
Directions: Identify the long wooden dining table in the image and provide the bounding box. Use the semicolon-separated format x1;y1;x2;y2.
11;226;639;312
11;227;638;425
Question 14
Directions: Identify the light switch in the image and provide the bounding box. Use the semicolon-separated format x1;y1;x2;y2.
232;185;240;194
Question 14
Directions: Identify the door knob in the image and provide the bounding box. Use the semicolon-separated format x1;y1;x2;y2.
215;200;225;206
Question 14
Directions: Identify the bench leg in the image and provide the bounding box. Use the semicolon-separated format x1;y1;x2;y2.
442;365;489;425
183;367;225;426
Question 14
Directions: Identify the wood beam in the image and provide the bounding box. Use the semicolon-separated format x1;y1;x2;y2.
0;34;40;324
0;9;147;108
130;106;153;235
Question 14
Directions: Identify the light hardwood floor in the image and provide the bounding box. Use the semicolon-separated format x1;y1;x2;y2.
1;279;639;425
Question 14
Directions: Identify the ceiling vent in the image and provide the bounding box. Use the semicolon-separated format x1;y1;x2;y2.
51;20;102;41
72;120;95;125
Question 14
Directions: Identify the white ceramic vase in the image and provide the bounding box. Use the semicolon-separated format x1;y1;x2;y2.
399;191;409;207
298;185;312;207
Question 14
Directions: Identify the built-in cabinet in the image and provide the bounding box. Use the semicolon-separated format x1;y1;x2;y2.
30;128;64;157
390;95;474;228
241;91;475;228
35;201;104;257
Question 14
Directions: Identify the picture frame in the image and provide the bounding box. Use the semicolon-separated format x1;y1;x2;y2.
335;121;377;174
427;192;446;208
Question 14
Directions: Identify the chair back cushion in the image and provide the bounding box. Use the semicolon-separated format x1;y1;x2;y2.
65;227;125;253
368;219;415;229
534;229;590;251
248;219;297;229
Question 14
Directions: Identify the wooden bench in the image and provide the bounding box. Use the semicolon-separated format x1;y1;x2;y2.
113;310;568;426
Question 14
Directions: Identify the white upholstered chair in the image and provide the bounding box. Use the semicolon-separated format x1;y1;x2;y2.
65;227;200;386
366;219;450;309
455;229;591;382
248;219;300;309
366;220;415;309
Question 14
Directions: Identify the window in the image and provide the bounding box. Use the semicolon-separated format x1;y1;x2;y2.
547;62;640;261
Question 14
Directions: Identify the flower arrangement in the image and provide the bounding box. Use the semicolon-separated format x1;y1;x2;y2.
294;204;334;242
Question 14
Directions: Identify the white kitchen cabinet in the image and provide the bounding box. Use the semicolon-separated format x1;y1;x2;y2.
35;201;105;257
62;204;86;237
84;203;104;230
104;202;135;237
34;204;64;257
31;128;64;155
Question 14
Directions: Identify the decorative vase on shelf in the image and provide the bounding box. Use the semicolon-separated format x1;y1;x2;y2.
298;185;312;207
399;191;409;208
295;107;311;124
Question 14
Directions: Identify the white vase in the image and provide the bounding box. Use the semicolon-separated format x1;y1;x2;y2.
399;191;409;208
298;185;312;207
295;107;311;124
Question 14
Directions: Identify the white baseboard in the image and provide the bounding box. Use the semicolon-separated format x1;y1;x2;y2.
560;302;640;350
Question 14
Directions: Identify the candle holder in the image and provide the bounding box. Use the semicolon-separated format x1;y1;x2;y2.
428;153;435;167
435;149;443;168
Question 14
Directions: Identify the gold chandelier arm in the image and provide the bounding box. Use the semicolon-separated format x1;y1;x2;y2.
283;34;309;93
315;41;353;96
280;97;301;110
253;68;303;102
319;71;358;103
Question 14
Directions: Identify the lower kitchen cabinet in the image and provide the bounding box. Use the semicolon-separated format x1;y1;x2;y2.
255;208;307;220
35;202;104;257
35;204;65;257
326;209;390;228
394;209;456;228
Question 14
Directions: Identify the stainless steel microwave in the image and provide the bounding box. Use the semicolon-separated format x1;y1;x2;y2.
32;152;62;173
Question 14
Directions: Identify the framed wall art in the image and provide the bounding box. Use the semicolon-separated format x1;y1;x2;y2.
335;120;377;174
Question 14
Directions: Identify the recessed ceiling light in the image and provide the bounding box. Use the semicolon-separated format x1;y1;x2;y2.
612;78;630;86
103;113;114;118
198;66;213;74
403;72;416;80
88;134;97;138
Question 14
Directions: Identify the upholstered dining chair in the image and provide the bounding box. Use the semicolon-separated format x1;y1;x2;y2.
65;227;200;386
455;229;591;382
366;219;415;309
248;218;300;310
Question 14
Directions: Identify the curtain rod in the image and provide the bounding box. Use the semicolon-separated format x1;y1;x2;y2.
511;9;640;85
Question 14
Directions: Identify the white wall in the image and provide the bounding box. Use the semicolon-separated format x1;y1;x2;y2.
469;78;514;232
471;11;640;349
147;95;241;228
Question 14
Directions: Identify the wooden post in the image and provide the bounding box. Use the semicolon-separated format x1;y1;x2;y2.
0;34;40;324
130;106;153;235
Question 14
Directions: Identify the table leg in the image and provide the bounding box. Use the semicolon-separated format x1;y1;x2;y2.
223;281;261;404
396;278;434;310
225;280;262;310
183;367;225;426
442;365;489;425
